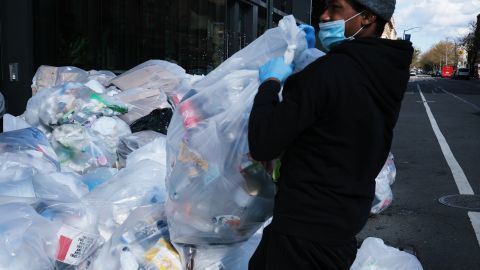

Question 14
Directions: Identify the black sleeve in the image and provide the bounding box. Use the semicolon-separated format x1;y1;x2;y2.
248;73;325;161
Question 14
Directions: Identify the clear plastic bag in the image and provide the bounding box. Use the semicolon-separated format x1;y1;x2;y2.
0;202;60;270
0;128;60;197
83;160;168;241
90;116;132;153
350;237;423;270
371;153;396;215
29;83;129;127
89;204;180;270
87;70;117;87
31;65;89;95
111;60;186;92
51;124;117;174
34;201;104;267
117;131;164;168
165;15;309;246
32;172;89;202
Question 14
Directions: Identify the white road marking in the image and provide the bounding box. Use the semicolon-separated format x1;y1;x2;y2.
417;84;480;247
468;212;480;248
437;87;480;111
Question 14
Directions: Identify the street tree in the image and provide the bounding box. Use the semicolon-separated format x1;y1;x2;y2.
419;41;458;71
461;20;480;76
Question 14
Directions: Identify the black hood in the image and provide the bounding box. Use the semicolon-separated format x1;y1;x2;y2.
329;37;413;123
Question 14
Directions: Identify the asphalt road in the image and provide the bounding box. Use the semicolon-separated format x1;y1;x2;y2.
358;76;480;270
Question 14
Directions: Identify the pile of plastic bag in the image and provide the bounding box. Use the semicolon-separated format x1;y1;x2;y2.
0;14;420;270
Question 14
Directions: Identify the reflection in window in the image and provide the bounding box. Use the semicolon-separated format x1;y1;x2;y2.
33;0;226;74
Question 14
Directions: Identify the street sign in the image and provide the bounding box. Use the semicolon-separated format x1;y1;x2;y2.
405;34;411;41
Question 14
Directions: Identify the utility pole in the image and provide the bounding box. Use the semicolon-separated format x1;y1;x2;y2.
403;26;420;40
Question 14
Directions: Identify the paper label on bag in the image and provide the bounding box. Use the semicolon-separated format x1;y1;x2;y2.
56;225;99;265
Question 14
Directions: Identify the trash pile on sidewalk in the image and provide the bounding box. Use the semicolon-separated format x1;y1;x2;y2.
0;15;420;270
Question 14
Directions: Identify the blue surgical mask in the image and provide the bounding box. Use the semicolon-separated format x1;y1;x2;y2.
318;11;365;51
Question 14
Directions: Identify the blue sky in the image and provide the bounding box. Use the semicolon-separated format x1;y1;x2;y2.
394;0;480;53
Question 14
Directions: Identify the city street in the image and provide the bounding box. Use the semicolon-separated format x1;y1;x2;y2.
358;76;480;269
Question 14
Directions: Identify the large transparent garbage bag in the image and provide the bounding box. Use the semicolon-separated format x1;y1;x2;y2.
31;65;89;95
350;237;423;270
32;172;89;202
84;159;168;241
27;83;128;127
117;131;164;168
371;153;397;215
165;15;320;247
111;60;192;106
89;204;180;270
0;128;60;197
51;124;117;174
34;201;103;268
0;202;60;270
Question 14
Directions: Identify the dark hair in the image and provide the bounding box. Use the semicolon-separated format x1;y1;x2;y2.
346;0;388;37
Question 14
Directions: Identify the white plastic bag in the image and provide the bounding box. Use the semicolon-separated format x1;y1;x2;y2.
371;153;396;214
0;203;60;270
166;15;311;247
351;237;423;270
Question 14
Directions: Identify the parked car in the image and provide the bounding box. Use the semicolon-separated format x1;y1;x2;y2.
452;68;470;80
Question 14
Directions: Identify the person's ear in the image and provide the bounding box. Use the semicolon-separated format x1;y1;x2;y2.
361;11;377;27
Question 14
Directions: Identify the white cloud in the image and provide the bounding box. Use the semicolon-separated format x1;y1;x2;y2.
393;0;479;52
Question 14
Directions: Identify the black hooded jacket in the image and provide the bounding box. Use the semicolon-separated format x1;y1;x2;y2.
248;37;413;244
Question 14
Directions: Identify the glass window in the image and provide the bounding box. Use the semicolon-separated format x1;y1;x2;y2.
33;0;226;74
274;0;292;14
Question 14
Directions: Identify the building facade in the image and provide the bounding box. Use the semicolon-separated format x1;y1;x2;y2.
0;0;312;115
381;18;398;40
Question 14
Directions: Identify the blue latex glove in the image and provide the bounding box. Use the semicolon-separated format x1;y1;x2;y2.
259;57;295;84
299;24;316;49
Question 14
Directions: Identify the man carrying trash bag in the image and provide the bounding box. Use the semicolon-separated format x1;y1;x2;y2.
248;0;413;269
